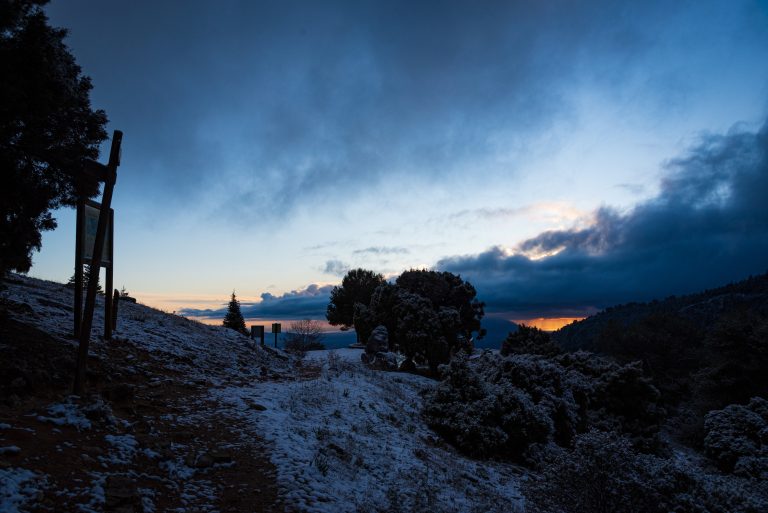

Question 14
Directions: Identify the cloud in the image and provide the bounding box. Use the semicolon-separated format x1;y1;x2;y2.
180;283;335;320
322;259;350;276
50;0;713;223
353;246;409;255
438;120;768;317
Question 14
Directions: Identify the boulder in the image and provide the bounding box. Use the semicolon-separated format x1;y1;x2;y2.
365;325;389;354
361;351;398;371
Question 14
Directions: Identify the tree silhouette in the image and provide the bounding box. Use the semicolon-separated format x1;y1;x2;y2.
66;264;102;294
1;0;107;277
326;268;385;342
223;291;247;334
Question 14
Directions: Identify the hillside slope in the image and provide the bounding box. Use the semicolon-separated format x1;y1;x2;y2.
1;274;292;512
1;275;525;513
553;272;768;352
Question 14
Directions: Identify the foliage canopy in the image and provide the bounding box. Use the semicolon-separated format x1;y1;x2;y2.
1;0;108;276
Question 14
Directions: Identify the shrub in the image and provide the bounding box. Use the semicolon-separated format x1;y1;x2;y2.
283;319;325;355
524;430;768;513
424;351;664;460
704;397;768;478
501;325;561;357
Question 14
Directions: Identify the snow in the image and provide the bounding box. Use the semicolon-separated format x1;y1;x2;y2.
0;468;46;513
0;446;21;455
210;351;524;513
1;275;525;511
102;434;138;465
36;399;93;430
2;274;290;384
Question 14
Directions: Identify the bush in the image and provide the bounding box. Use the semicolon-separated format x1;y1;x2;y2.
284;319;326;355
358;271;485;373
424;353;553;459
501;325;561;357
704;397;768;478
524;430;768;513
424;350;664;460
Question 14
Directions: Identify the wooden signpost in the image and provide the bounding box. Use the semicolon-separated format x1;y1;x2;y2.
271;322;281;348
73;130;122;395
251;325;265;345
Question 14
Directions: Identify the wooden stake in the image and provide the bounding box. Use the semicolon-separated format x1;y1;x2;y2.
73;130;121;395
74;199;84;338
112;289;120;331
104;209;114;340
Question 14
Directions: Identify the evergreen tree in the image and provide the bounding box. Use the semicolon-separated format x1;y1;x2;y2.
66;264;102;293
1;1;108;277
326;268;385;342
223;291;247;334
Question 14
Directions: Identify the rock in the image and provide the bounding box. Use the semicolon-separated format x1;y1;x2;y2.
83;400;116;426
83;445;103;456
362;351;398;371
246;400;267;411
365;326;389;354
0;446;20;456
103;384;134;403
398;358;416;373
195;452;214;468
209;450;233;464
104;474;138;512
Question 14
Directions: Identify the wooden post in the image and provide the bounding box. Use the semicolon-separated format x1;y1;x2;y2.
73;130;121;395
74;199;85;338
104;209;114;340
111;289;119;331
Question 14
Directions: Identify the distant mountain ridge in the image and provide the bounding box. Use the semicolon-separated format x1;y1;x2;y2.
553;271;768;351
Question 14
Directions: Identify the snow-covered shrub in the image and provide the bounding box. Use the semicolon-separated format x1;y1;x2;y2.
424;354;548;458
556;351;664;451
524;431;658;513
425;350;664;460
500;325;561;357
525;430;768;513
704;397;768;478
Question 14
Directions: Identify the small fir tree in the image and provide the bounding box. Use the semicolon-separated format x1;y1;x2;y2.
223;291;247;334
66;264;102;293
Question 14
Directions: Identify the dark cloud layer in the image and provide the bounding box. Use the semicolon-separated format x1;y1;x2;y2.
180;284;335;320
439;121;768;317
47;0;704;222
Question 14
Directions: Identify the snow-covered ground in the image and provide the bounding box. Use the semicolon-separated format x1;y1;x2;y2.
1;275;524;512
212;349;525;513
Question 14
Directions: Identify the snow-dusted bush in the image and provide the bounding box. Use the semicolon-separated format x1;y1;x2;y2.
501;325;561;357
425;350;664;460
524;430;768;513
556;350;664;452
424;353;551;458
704;397;768;478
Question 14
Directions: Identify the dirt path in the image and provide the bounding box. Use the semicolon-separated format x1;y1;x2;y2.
1;310;287;512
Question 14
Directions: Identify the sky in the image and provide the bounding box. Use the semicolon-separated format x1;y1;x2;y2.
29;0;768;332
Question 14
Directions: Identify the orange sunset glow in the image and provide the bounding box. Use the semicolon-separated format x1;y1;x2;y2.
513;317;584;332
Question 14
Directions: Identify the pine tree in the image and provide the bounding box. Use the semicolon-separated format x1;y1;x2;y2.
66;264;102;293
223;291;247;334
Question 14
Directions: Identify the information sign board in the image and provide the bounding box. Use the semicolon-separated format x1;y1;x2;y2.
82;201;112;266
